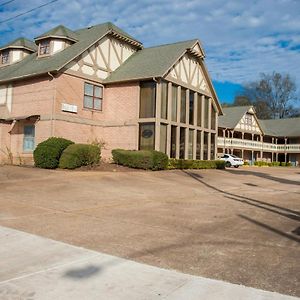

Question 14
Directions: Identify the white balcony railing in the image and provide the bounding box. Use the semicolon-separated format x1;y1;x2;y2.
217;137;300;153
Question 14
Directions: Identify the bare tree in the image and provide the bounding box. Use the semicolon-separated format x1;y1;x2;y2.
235;72;299;119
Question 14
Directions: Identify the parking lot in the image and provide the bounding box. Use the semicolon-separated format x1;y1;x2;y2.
0;165;299;296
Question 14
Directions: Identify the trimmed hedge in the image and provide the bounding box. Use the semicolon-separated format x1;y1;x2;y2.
34;137;74;169
254;161;291;167
112;149;168;170
168;159;226;170
59;144;100;169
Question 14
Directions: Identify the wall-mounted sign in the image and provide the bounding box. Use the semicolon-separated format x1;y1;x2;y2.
61;103;78;113
142;129;153;138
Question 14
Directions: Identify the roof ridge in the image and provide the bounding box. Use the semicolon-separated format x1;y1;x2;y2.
261;117;300;121
144;39;198;50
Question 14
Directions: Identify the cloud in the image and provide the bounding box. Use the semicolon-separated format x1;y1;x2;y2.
0;0;299;90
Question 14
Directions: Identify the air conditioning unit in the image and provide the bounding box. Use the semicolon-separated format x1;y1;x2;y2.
61;103;78;113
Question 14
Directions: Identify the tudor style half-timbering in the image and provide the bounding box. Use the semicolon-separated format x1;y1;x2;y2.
0;22;221;164
218;106;300;165
67;35;139;80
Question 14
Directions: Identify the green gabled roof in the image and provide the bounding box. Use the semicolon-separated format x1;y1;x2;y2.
0;22;142;84
104;39;198;83
35;25;79;42
0;37;37;52
260;118;300;137
218;106;252;129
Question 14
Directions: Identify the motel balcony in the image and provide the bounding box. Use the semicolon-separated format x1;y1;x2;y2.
217;137;300;153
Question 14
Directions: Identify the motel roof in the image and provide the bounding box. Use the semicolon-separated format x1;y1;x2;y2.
0;22;142;84
219;105;300;137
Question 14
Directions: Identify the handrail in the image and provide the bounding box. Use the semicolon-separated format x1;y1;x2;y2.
217;137;300;153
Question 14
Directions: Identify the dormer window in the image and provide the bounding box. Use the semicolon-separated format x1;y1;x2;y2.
1;50;10;64
39;40;50;56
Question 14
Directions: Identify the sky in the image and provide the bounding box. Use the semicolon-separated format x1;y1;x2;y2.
1;0;300;103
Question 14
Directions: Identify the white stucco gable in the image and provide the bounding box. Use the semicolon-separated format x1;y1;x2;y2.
235;107;263;134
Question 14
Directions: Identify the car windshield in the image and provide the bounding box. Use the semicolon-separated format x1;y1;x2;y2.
231;155;239;158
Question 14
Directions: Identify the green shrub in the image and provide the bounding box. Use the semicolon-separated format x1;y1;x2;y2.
34;137;74;169
112;149;168;170
59;144;100;169
243;161;250;166
254;161;269;167
269;161;280;167
280;162;287;167
286;162;292;167
168;159;225;170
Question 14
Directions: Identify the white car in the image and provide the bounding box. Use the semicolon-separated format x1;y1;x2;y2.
220;154;244;168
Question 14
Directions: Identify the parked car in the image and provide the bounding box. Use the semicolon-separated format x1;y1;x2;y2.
220;154;244;168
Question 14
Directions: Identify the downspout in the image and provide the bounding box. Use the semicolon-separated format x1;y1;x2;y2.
48;72;56;136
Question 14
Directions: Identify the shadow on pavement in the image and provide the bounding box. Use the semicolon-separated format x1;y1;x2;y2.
238;214;300;244
64;265;101;280
225;169;300;186
182;170;300;244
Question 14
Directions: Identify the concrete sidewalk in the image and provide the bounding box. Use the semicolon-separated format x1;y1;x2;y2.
0;226;298;300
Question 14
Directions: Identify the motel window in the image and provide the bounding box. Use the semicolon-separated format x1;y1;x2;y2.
180;88;186;123
1;50;10;64
179;127;185;159
203;132;208;160
196;130;201;159
211;104;216;130
139;123;155;151
204;97;209;129
189;92;194;125
160;124;167;153
39;40;51;55
140;81;156;118
84;83;103;110
245;114;253;125
170;125;177;158
171;85;177;122
161;81;168;119
23;125;35;152
197;94;202;127
211;133;216;159
188;129;194;159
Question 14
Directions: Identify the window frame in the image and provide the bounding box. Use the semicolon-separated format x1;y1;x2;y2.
39;40;51;56
23;125;35;152
83;82;103;111
1;50;10;65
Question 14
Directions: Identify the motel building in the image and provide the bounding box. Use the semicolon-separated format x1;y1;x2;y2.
217;106;300;166
0;22;222;164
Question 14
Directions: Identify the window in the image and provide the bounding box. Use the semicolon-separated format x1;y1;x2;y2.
189;92;194;125
245;114;253;125
39;40;50;55
23;125;35;152
204;97;209;128
139;123;155;150
180;88;186;123
161;81;168;119
160;124;167;153
196;131;201;160
188;129;194;159
84;83;103;110
179;127;185;159
211;133;215;159
1;50;9;64
170;125;177;158
203;132;208;160
197;94;202;127
211;104;216;130
140;81;156;118
171;85;177;122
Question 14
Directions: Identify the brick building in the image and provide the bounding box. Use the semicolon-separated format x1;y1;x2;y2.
0;22;222;163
